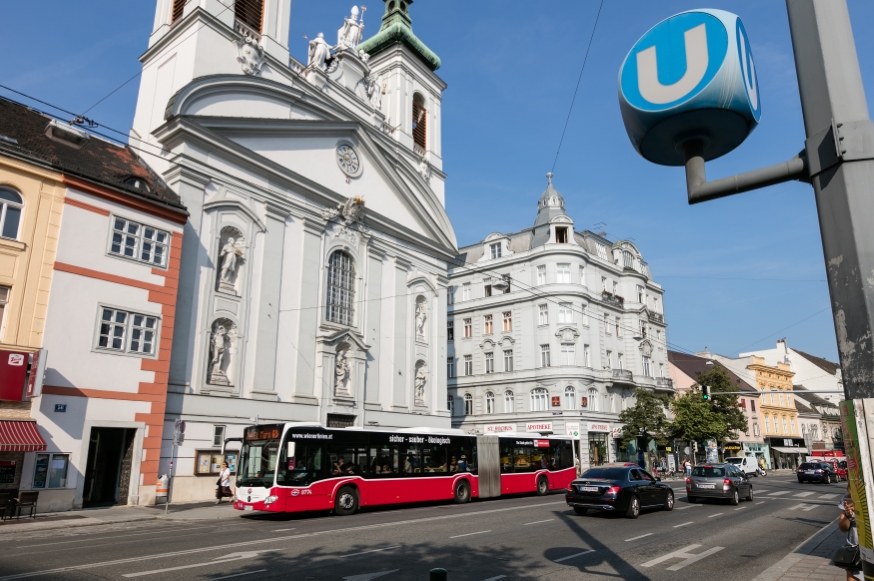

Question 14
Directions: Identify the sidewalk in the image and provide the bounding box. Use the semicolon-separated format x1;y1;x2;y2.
0;500;242;535
753;519;853;581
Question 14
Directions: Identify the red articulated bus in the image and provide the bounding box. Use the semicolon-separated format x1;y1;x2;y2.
232;423;577;516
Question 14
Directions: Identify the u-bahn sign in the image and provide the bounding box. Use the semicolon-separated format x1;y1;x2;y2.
618;9;761;166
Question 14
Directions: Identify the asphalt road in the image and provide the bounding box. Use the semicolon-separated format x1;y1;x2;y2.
0;476;845;580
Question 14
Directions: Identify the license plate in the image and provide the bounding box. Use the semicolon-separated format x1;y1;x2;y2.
243;505;254;511
805;470;814;474
698;484;715;489
580;486;599;492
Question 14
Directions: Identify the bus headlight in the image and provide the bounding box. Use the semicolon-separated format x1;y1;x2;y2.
264;495;278;505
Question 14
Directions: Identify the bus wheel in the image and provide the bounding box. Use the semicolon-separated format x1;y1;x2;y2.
536;476;549;496
453;480;471;504
334;486;359;516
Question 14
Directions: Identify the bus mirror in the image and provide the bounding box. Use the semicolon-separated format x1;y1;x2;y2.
287;441;295;459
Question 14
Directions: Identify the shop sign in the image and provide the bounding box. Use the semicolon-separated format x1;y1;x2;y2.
581;396;588;408
484;424;515;434
0;349;29;402
612;427;624;438
551;396;561;407
565;422;580;438
587;422;611;433
724;442;742;452
0;460;16;484
526;422;553;433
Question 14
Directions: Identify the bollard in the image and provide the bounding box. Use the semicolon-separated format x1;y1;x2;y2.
429;568;448;581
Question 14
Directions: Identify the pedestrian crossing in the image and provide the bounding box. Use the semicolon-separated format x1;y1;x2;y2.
793;491;815;497
755;490;840;500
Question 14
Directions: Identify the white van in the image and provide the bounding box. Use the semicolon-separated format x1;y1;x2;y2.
725;456;758;477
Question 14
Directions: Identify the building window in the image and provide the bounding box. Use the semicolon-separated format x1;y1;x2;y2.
463;318;472;338
612;281;619;296
110;217;170;267
447;358;455;379
448;395;454;414
503;349;513;372
486;392;495;414
447;321;454;341
484;314;493;334
447;286;454;305
597;244;607;259
555;227;568;244
560;343;575;366
483;279;492;297
485;352;494;374
751;400;756;412
637;285;645;303
97;307;159;356
557;263;571;283
0;188;23;241
32;453;69;489
581;304;588;326
642;356;651;377
462;283;471;301
540;344;551;367
538;304;548;325
653;296;660;312
235;0;264;33
579;264;586;284
639;321;648;338
504;390;515;412
616;317;622;337
464;355;473;376
171;0;186;22
588;387;599;412
617;353;624;371
558;303;573;324
604;313;611;334
564;386;576;410
413;93;427;152
326;250;355;326
770;389;776;405
503;311;512;331
790;417;796;434
490;242;501;259
658;362;664;378
530;388;548;412
764;415;771;433
583;344;591;368
656;330;662;346
778;391;785;407
741;399;747;410
753;423;760;436
780;416;787;434
537;265;547;286
605;350;612;369
211;425;227;446
0;286;8;331
601;276;608;292
464;393;473;415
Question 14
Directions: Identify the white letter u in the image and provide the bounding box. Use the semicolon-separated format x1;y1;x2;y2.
636;24;709;105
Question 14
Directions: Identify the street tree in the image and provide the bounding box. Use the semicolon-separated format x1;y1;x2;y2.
617;388;673;449
671;367;748;443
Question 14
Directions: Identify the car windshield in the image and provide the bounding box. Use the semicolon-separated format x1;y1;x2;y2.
692;467;725;477
725;458;742;464
236;424;283;487
579;467;627;480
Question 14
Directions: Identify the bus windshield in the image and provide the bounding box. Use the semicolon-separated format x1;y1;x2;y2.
237;425;282;487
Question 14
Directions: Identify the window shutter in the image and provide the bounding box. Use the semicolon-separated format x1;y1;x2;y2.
235;0;264;34
412;100;427;151
171;0;186;23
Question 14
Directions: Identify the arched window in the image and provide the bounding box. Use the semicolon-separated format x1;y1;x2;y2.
564;386;575;410
485;391;495;414
326;251;355;326
588;387;599;412
790;417;796;434
412;93;427;153
504;390;515;413
0;188;23;241
781;416;788;434
447;395;454;415
464;393;473;415
811;425;818;440
530;388;548;412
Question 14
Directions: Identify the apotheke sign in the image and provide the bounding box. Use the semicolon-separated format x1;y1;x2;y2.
526;422;553;433
588;422;611;433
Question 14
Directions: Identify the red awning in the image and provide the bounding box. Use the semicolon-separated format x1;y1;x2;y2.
0;421;47;452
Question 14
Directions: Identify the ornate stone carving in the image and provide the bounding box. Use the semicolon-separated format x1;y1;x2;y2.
639;338;654;357
217;227;245;295
415;297;427;341
365;76;382;109
208;319;236;386
555;326;581;342
417;155;431;183
307;32;331;70
414;361;427;405
335;346;352;396
236;37;265;76
336;6;364;51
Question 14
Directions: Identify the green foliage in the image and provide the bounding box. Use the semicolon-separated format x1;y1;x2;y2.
617;389;673;448
671;367;749;442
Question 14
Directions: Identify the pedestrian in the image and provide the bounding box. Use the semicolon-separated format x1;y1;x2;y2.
683;457;692;478
837;483;862;580
215;461;232;504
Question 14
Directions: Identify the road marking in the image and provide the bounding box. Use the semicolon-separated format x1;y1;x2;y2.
11;525;212;549
450;530;491;539
789;504;817;512
756;501;766;504
794;492;815;498
0;500;565;580
734;506;746;511
675;504;702;510
122;551;273;577
524;519;554;526
767;491;790;496
641;544;725;571
341;546;401;558
819;494;839;499
673;522;694;528
482;577;507;581
554;550;595;563
272;528;295;532
342;571;399;581
707;513;724;518
625;533;653;542
209;571;267;581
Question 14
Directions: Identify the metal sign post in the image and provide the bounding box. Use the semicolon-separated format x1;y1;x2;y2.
166;420;185;515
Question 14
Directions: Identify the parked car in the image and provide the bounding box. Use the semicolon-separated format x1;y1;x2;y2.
566;464;674;519
725;456;758;477
822;459;847;481
837;460;849;481
687;463;754;505
797;461;838;483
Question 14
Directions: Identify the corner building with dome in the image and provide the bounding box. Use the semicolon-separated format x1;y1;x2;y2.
446;175;673;471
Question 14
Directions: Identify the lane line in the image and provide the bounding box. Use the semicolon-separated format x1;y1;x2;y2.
819;494;839;499
625;533;653;542
734;506;746;511
272;528;296;532
524;519;555;526
209;571;267;581
122;551;274;578
554;550;595;563
756;501;766;504
767;491;790;496
450;530;491;539
673;522;694;528
707;513;724;518
482;577;507;581
341;546;401;558
794;492;815;498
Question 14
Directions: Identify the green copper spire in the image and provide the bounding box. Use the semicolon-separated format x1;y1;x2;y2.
358;0;441;71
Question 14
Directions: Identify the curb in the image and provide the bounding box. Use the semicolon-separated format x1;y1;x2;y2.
752;517;840;581
0;514;158;535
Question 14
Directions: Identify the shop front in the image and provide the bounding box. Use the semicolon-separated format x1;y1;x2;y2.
723;442;743;458
587;422;610;467
743;442;771;470
768;437;807;469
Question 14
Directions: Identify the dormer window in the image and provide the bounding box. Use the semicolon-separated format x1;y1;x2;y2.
555;227;568;244
490;242;501;259
124;177;151;193
412;93;427;154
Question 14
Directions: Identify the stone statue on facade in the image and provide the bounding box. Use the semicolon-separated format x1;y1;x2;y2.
341;195;365;226
307;32;331;70
414;364;427;404
415;301;427;340
208;325;231;385
336;6;364;51
218;236;244;293
335;348;351;395
365;77;382;109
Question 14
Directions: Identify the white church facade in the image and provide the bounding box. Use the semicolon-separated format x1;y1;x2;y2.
132;0;456;500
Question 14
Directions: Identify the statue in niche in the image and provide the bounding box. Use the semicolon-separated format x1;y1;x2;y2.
336;6;364;51
365;77;382;109
217;231;245;294
414;363;427;404
415;299;427;340
308;32;331;70
208;323;232;386
335;348;351;395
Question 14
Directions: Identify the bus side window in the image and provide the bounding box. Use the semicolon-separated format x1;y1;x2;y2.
423;445;447;475
449;439;476;474
402;444;422;475
501;447;513;472
371;445;398;476
558;443;574;470
513;448;534;472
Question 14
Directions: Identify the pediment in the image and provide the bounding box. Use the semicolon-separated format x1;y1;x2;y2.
555;326;580;342
317;328;370;351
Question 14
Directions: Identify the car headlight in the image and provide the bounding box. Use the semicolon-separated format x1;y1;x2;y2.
264;495;278;505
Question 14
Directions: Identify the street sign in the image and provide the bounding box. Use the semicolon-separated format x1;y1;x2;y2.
618;9;760;166
566;422;580;438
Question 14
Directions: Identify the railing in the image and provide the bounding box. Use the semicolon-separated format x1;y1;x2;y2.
656;377;673;389
612;369;633;382
235;18;261;42
648;312;664;324
414;144;426;157
601;292;624;308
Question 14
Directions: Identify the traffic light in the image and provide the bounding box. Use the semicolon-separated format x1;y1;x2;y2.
702;385;711;401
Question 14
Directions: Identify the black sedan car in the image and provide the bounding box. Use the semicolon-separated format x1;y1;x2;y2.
797;461;838;483
566;463;674;519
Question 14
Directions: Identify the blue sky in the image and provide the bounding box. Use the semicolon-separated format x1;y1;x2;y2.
3;0;873;363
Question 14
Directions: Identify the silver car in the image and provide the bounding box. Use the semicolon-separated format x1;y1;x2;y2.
686;463;753;505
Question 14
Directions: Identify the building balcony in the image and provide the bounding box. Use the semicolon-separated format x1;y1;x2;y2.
234;18;261;42
612;369;634;384
655;377;674;390
648;312;664;324
601;292;624;309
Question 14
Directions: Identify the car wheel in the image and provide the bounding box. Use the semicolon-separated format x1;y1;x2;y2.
536;476;549;496
825;475;831;484
663;491;674;511
746;486;754;502
453;480;471;504
573;506;588;516
334;486;359;516
729;489;739;506
625;496;640;519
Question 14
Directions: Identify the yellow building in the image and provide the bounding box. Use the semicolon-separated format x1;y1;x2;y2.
747;356;804;468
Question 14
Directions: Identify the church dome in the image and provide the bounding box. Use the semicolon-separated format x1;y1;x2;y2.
533;172;567;228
